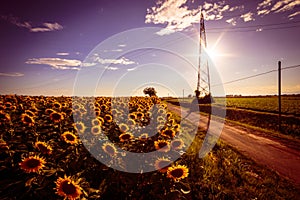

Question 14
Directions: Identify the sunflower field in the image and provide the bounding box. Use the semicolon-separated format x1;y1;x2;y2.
0;94;299;199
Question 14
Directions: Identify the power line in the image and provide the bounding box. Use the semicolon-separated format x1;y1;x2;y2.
211;64;300;87
207;24;300;33
207;20;300;30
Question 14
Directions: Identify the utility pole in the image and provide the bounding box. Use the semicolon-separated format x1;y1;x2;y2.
278;61;281;132
196;10;211;98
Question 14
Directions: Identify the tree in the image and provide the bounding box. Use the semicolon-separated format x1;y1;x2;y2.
143;87;157;97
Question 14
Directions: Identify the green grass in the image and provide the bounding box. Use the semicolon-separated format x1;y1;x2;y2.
214;96;300;115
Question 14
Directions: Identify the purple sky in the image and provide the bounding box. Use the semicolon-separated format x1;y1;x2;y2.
0;0;299;96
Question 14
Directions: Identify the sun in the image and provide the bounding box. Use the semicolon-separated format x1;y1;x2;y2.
206;47;219;62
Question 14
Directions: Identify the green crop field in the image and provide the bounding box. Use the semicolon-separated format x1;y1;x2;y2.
214;96;300;115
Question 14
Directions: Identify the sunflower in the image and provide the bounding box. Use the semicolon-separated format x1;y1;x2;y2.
157;116;165;123
166;112;172;118
45;108;55;115
157;124;165;132
97;117;104;124
95;110;101;116
119;132;133;142
4;101;12;109
0;111;11;124
0;139;9;152
154;157;171;173
154;140;170;152
173;123;181;132
139;133;149;141
171;139;184;150
19;155;46;173
127;119;136;126
100;104;108;111
104;114;113;123
168;119;175;125
50;112;64;123
73;122;86;134
91;118;102;127
53;102;62;109
25;110;35;117
111;109;118;116
91;126;101;135
167;165;189;182
136;112;144;119
61;131;79;145
35;141;52;155
128;113;137;120
21;113;35;126
102;142;117;156
55;175;82;200
161;129;176;138
119;123;129;133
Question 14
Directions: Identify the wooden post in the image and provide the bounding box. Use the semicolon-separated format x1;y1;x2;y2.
278;61;281;132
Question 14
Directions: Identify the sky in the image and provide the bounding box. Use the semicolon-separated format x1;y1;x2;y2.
0;0;299;97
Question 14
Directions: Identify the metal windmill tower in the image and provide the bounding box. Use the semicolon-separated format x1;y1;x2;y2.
196;11;211;98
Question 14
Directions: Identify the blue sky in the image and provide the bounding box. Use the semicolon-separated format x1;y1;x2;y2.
0;0;299;97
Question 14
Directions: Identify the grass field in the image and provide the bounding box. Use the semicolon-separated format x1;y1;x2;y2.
1;95;299;199
214;95;300;116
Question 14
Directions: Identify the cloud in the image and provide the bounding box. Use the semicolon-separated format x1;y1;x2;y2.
240;12;255;22
145;0;244;35
274;0;300;13
226;18;237;26
94;57;136;65
29;22;63;32
257;0;272;10
56;52;70;56
0;72;24;77
288;11;300;19
104;66;119;71
1;15;63;32
146;0;299;34
256;0;300;16
118;44;127;47
26;58;81;70
257;9;271;16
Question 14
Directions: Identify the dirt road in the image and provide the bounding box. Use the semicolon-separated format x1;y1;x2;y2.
167;103;300;187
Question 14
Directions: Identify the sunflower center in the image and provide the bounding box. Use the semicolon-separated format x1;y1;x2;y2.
170;168;184;178
93;127;99;133
158;142;167;148
52;113;61;120
121;134;131;140
26;159;40;168
76;124;83;130
61;181;77;195
66;134;75;141
105;145;115;154
37;144;48;152
164;130;174;137
172;141;181;147
24;116;33;123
